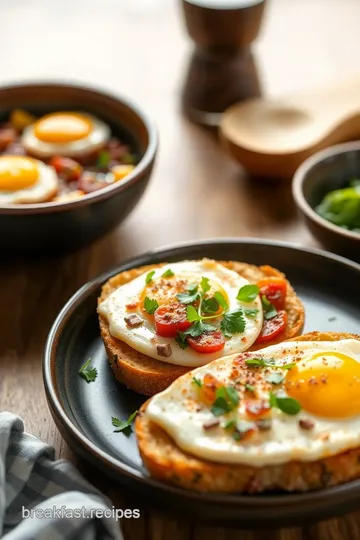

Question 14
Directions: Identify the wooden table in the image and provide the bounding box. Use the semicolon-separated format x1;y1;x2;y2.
1;0;360;538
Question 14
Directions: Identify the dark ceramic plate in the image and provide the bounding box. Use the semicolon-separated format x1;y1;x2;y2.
44;239;360;527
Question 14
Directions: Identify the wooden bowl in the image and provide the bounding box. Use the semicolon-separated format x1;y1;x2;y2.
292;142;360;260
0;82;157;254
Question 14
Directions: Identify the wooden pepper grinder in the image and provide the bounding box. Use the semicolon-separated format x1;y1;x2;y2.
180;0;266;126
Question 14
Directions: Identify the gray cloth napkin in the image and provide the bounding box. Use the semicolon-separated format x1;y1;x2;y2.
0;412;123;540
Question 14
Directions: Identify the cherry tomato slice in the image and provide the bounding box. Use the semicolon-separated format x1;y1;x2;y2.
154;302;192;338
78;172;108;193
258;277;287;311
188;331;225;354
49;156;83;182
199;373;223;404
255;310;288;344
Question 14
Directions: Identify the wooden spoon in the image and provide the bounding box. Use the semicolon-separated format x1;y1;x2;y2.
220;75;360;179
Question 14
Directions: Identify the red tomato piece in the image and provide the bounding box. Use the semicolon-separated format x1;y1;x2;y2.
255;310;288;344
188;331;225;354
258;277;287;311
154;302;192;338
245;399;271;419
49;156;83;182
200;373;223;404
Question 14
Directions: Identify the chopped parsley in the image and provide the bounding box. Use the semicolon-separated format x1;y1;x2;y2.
177;283;199;304
112;410;138;436
245;358;295;370
269;392;301;415
162;268;174;278
175;331;188;349
261;295;278;320
244;308;259;318
236;284;260;303
214;291;228;311
192;376;202;387
183;320;216;337
144;296;159;315
220;310;246;337
211;386;239;416
79;358;97;383
145;270;155;285
245;383;255;392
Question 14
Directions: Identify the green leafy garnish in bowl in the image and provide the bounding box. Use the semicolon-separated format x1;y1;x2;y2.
315;179;360;233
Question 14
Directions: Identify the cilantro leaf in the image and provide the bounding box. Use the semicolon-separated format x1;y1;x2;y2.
186;305;201;322
244;308;259;319
266;372;284;385
79;358;97;383
192;376;202;387
245;383;255;392
145;271;155;285
261;295;278;320
214;291;228;311
269;392;301;415
177;283;199;304
200;276;211;294
96;150;111;167
202;297;219;314
184;321;216;337
237;284;260;303
211;397;230;417
162;268;174;278
245;358;275;368
211;386;239;416
175;332;188;349
112;410;138;435
144;296;159;315
220;310;246;336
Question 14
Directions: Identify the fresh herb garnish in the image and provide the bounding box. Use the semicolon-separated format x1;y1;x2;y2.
177;283;199;304
214;291;228;311
162;268;174;278
200;276;211;294
244;308;259;318
96;150;111;167
192;376;202;387
315;180;360;232
202;297;220;314
144;296;159;315
245;383;255;392
245;358;295;370
175;331;188;349
183;320;216;337
269;392;301;415
79;358;97;383
261;295;278;320
145;270;155;285
237;284;260;303
112;410;138;436
220;310;246;337
266;372;285;385
211;386;239;416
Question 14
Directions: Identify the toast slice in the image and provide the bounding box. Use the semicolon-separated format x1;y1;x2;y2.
136;332;360;493
98;261;305;396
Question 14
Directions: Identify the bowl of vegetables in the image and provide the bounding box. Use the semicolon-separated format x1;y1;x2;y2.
0;82;157;254
293;142;360;260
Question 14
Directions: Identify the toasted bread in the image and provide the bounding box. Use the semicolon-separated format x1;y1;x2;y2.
136;332;360;493
98;261;304;396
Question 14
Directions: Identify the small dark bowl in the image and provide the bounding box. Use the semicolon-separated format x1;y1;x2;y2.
0;82;157;254
293;142;360;260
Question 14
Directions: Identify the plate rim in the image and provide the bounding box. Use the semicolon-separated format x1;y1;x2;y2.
43;237;360;510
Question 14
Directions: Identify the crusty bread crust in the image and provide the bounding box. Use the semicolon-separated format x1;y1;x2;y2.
98;261;305;396
136;331;360;494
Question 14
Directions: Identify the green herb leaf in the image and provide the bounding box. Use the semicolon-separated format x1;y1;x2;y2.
112;410;138;435
245;383;255;392
237;284;260;303
224;419;236;430
192;376;202;387
144;296;159;315
184;320;216;337
162;268;174;278
315;184;360;231
245;357;275;368
211;386;239;416
211;397;230;417
266;372;285;385
186;305;201;322
214;291;228;311
145;271;155;285
96;150;111;167
79;358;97;383
200;276;211;294
269;392;301;416
261;295;278;320
122;152;137;165
175;332;188;349
220;310;246;336
202;297;219;314
225;386;239;407
177;284;199;304
281;362;296;370
244;308;259;319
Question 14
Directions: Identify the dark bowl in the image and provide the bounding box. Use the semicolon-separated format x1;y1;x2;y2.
292;142;360;260
0;82;157;255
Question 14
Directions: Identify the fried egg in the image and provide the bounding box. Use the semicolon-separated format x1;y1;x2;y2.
21;112;110;159
98;259;263;367
0;155;58;204
146;339;360;465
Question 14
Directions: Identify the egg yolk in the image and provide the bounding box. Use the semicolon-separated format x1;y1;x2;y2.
34;113;92;143
0;156;38;191
285;352;360;418
140;274;228;312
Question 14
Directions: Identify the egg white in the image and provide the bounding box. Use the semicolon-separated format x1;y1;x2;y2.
0;159;58;204
98;260;263;368
21;113;111;159
146;339;360;466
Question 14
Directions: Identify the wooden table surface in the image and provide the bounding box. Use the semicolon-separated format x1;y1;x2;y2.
1;0;360;538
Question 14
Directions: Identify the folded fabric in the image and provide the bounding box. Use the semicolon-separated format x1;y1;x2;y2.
0;412;123;540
